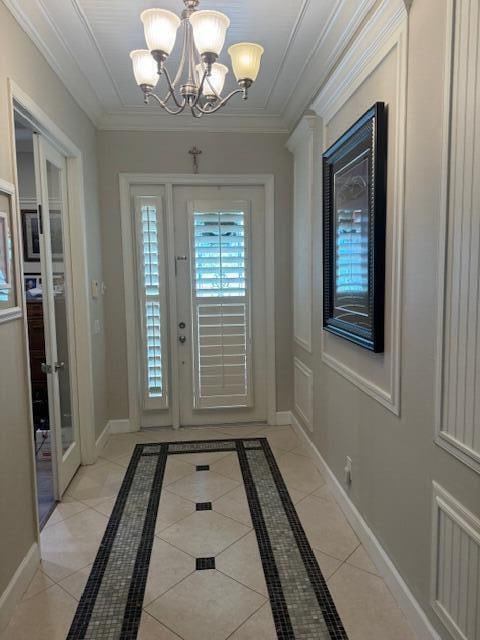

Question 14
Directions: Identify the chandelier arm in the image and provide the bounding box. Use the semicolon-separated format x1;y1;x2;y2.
162;67;185;108
189;68;209;109
195;88;245;114
148;91;187;115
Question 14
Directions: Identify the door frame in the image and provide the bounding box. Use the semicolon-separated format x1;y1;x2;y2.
7;79;97;514
119;173;276;429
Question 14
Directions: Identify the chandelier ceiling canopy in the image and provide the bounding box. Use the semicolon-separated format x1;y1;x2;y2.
130;0;264;118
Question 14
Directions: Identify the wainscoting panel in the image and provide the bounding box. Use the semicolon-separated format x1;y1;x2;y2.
311;0;407;415
436;0;480;472
286;116;316;353
294;357;313;431
431;483;480;640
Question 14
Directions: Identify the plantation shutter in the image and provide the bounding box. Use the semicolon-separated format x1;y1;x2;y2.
190;200;252;409
135;195;169;410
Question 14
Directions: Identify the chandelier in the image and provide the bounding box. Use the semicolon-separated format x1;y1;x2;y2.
130;0;264;118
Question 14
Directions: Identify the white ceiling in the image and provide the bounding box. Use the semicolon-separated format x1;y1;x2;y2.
5;0;378;131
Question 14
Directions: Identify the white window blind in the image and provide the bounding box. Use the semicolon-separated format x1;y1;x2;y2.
136;197;168;409
190;202;252;409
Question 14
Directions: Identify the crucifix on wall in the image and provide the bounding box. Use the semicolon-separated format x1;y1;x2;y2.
189;146;202;174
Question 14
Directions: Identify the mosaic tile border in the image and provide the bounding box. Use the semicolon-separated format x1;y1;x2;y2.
67;436;347;640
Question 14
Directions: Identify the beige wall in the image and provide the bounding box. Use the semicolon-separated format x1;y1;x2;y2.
97;130;293;422
0;0;107;596
291;1;480;637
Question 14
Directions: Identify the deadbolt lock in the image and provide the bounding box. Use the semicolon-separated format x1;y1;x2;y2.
179;321;186;329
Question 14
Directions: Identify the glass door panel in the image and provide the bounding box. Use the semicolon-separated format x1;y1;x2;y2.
33;134;80;494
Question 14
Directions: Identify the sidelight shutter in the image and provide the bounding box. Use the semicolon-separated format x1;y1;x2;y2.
135;196;169;409
190;201;252;409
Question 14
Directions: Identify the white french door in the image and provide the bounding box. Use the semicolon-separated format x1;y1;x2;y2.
33;134;81;494
133;183;267;427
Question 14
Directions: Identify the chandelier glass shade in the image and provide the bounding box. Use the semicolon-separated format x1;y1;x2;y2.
130;0;264;117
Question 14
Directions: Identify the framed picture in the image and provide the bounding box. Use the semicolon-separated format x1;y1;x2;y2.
22;209;63;262
24;275;43;300
0;178;22;323
322;102;387;352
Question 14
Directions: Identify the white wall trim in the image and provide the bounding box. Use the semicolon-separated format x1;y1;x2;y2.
431;482;480;640
287;115;316;354
2;0;103;125
108;419;133;435
275;411;293;426
95;421;110;458
293;358;314;432
9;80;97;468
119;174;277;430
0;543;40;633
287;414;442;640
311;0;408;416
434;0;480;475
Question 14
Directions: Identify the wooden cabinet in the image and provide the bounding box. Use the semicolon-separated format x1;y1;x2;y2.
26;301;49;430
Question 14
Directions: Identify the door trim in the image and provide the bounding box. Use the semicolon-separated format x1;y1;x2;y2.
119;173;276;429
8;79;97;488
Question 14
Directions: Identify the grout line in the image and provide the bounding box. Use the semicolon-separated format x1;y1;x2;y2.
224;599;269;639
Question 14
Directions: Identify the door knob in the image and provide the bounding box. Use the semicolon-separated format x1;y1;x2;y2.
41;362;53;374
179;335;186;344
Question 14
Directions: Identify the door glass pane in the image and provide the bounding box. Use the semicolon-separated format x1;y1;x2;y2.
191;206;251;408
46;159;73;453
193;211;246;297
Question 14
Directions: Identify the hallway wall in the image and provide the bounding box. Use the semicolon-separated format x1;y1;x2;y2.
0;0;107;600
96;130;293;423
289;1;480;638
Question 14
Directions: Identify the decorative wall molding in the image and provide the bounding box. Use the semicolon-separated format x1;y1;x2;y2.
283;0;377;128
3;0;103;125
293;358;314;431
435;0;480;474
431;483;480;640
0;543;40;633
288;415;442;640
286;115;317;352
311;0;408;416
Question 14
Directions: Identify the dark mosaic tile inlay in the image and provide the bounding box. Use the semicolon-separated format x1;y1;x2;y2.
196;557;216;570
196;464;210;471
67;436;347;640
196;501;212;511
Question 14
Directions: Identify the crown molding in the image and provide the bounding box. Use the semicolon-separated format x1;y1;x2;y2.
283;0;377;129
311;0;407;122
97;108;289;134
3;0;104;125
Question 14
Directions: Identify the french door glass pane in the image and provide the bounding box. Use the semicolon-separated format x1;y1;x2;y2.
46;159;73;453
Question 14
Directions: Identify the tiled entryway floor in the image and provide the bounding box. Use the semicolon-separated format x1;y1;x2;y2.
1;425;417;640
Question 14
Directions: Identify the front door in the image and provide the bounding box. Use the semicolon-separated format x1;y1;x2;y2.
133;183;267;428
33;134;81;494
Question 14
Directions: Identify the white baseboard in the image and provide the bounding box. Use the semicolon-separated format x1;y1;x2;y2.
288;412;441;640
0;543;40;633
95;421;111;458
275;411;293;426
108;419;133;434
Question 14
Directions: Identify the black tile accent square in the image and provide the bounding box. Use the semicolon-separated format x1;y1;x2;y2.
196;557;215;570
196;464;210;471
196;502;212;511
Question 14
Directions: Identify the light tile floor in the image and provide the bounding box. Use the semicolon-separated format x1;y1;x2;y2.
1;425;417;640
